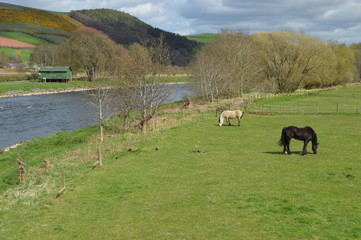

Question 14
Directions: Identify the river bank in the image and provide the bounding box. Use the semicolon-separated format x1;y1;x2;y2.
0;86;93;98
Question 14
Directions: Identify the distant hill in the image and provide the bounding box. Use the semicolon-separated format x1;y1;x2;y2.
0;2;82;45
70;9;200;66
0;3;200;66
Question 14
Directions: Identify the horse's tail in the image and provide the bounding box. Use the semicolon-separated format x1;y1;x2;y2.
278;128;286;146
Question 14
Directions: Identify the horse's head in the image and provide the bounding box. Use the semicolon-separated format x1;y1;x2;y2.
312;142;319;154
218;116;223;126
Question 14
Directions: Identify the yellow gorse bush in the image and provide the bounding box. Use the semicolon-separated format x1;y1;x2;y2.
0;9;82;34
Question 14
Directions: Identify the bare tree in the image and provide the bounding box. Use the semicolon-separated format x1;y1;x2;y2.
69;27;117;82
351;43;361;82
190;29;261;101
116;35;173;132
329;41;356;85
254;31;335;93
31;43;59;66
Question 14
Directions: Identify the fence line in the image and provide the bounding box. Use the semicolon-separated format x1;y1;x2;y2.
249;103;361;114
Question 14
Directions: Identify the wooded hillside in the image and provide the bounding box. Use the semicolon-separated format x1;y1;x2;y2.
70;9;199;66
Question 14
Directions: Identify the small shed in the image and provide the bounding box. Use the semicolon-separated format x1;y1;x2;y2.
38;66;72;82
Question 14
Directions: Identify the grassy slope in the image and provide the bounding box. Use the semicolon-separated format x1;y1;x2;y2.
0;48;32;62
0;3;82;62
0;31;47;45
1;86;361;239
186;33;216;43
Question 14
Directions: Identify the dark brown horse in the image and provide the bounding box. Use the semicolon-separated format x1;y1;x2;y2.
279;126;318;155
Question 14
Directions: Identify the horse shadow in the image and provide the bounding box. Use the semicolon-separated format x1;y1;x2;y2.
263;151;303;155
213;124;240;127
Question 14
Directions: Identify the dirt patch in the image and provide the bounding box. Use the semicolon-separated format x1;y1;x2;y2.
0;36;36;48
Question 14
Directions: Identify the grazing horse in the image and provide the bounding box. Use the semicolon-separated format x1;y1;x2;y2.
219;110;244;126
279;126;318;155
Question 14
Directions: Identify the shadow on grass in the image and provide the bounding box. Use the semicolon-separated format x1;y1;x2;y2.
214;124;241;127
263;151;303;155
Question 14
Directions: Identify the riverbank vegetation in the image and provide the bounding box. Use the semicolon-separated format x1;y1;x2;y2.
0;84;360;239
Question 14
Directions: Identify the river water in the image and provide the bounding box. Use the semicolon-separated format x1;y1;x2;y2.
0;84;191;150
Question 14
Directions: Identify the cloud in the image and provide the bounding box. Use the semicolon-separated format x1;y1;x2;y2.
7;0;361;43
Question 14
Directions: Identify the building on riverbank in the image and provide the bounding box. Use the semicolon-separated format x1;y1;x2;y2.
38;66;72;82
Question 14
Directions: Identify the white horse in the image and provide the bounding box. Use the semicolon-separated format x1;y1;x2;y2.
219;110;244;126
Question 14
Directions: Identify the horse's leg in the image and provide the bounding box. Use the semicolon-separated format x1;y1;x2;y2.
286;138;292;154
228;118;231;126
302;140;310;155
237;117;240;126
287;143;292;154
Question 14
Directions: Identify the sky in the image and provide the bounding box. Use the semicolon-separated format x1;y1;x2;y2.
6;0;361;44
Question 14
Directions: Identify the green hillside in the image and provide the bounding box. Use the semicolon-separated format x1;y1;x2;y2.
0;2;82;44
0;47;31;62
0;31;47;45
0;85;361;239
186;33;217;43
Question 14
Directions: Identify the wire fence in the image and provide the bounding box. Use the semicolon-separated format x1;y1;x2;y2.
248;103;361;114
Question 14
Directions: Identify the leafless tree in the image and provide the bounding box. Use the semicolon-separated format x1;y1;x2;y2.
115;34;173;132
254;31;336;93
190;29;261;101
69;27;117;82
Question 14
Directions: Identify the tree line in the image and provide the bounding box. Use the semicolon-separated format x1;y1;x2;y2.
190;29;361;101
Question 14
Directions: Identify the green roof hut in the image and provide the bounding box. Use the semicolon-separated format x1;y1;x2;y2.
38;66;72;82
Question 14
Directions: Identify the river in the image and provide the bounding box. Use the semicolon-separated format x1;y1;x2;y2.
0;84;191;150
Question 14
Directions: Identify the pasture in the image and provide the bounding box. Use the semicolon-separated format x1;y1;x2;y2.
0;48;32;62
186;33;216;43
0;86;360;239
249;84;361;114
0;31;47;45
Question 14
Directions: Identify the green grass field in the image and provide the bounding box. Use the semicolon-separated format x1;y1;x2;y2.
0;48;32;62
0;85;360;239
249;84;361;114
186;33;216;43
0;31;47;45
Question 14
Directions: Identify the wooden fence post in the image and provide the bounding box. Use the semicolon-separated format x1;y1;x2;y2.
17;158;26;184
56;172;66;198
44;158;50;174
